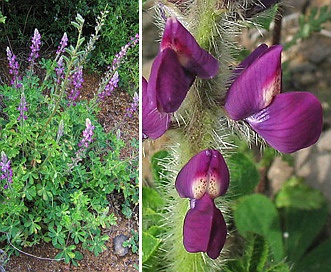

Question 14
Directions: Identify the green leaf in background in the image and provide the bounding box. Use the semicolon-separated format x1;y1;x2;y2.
283;202;328;264
224;234;290;272
142;231;162;264
234;194;283;261
294;240;331;272
142;186;165;210
275;177;325;210
227;153;260;198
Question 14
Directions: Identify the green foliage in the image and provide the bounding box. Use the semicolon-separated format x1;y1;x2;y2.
0;13;138;265
123;229;139;254
227;152;260;198
294;240;331;272
275;176;325;210
223;234;290;272
282;203;328;264
284;5;331;50
0;0;138;95
233;194;284;262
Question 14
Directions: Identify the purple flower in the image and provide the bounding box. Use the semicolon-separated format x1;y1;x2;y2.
6;47;21;88
148;17;219;113
68;67;84;106
224;44;323;153
55;56;65;85
0;152;13;189
99;71;119;100
56;33;68;55
183;194;227;259
17;93;28;121
142;77;171;140
175;149;229;259
28;29;41;64
126;92;139;118
78;118;95;149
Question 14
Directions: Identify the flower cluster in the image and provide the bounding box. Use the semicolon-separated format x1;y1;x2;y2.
17;93;28;121
55;56;65;85
78;118;95;149
56;32;68;55
175;149;229;259
125;92;139;118
143;12;323;261
143;16;228;258
143;17;219;139
0;152;13;189
98;71;119;100
110;33;139;72
28;29;41;64
68;67;84;106
6;47;21;88
224;44;323;153
97;34;138;102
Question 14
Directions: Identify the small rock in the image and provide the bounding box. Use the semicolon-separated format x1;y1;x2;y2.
113;234;129;257
317;129;331;152
267;156;294;196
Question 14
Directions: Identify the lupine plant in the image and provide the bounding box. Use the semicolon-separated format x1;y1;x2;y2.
0;11;139;265
143;1;329;271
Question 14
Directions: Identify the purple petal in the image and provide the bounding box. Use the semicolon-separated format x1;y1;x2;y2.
246;92;323;153
148;48;195;113
183;194;227;259
225;45;282;120
175;149;229;199
161;17;219;79
142;77;171;140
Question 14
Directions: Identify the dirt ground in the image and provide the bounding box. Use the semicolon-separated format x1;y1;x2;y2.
0;58;139;271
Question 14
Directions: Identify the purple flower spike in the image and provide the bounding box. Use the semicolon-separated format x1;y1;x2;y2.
246;92;323;153
149;48;195;113
142;77;171;140
225;45;282;120
176;149;229;200
183;194;227;259
161;17;219;79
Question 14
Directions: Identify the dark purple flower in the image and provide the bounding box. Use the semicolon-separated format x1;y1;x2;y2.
224;44;323;153
28;29;41;64
175;149;229;259
0;152;13;189
176;149;229;199
142;77;171;140
149;17;219;113
17;93;28;121
183;194;227;259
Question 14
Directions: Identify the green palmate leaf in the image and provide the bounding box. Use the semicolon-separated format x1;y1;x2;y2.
283;202;328;264
294;240;331;272
275;177;325;210
227;153;260;199
142;186;165;210
142;231;162;264
234;194;283;261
